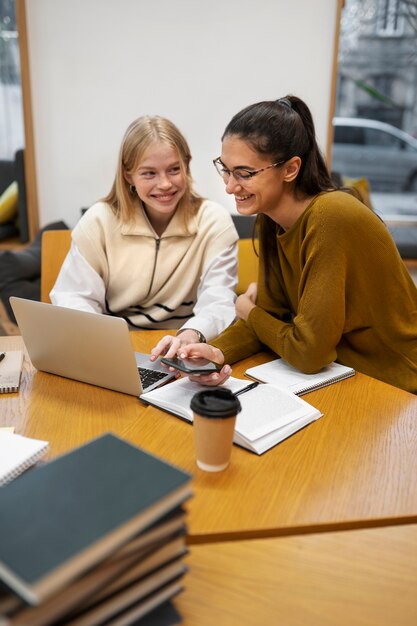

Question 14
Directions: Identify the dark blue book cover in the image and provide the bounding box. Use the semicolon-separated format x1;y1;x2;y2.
0;433;191;605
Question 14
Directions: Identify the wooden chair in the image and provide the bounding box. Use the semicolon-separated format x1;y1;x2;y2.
237;239;259;295
41;230;72;303
232;214;259;295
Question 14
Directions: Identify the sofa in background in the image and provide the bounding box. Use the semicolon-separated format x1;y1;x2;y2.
0;149;29;243
0;221;69;325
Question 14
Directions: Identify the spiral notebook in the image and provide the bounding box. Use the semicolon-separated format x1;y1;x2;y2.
245;358;355;395
0;350;24;393
0;432;49;486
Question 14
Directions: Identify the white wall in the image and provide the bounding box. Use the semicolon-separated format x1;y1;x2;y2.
25;0;338;228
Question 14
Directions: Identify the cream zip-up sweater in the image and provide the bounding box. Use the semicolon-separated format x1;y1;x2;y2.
71;200;238;330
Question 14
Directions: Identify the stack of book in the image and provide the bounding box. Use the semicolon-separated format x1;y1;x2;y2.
0;433;192;625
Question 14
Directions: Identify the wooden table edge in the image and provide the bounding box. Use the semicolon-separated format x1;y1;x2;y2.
186;514;417;544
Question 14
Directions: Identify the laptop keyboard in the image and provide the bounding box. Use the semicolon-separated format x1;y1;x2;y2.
138;367;168;390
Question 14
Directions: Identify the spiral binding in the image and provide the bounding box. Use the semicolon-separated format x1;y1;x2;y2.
0;443;49;486
0;385;19;394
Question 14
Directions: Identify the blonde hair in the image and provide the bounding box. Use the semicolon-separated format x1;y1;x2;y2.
102;116;203;225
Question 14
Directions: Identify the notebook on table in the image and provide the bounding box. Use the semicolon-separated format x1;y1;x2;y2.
0;351;24;394
0;432;49;486
245;358;355;395
9;297;175;396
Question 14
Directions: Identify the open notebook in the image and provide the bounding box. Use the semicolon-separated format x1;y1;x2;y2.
141;377;322;455
0;432;49;486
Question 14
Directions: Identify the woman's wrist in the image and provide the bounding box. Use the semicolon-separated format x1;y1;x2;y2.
211;346;225;365
176;328;206;343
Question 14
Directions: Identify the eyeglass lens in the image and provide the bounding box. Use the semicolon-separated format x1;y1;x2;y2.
214;160;253;181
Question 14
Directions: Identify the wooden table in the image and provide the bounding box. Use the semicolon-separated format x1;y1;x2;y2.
176;524;417;626
1;332;417;543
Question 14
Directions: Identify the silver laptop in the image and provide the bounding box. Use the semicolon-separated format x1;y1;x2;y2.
9;296;175;396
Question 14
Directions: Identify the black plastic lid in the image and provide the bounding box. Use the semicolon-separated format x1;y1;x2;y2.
190;388;242;418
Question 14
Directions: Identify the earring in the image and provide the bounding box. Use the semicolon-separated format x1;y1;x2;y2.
129;184;136;194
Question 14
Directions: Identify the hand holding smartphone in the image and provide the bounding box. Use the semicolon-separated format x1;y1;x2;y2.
160;356;222;375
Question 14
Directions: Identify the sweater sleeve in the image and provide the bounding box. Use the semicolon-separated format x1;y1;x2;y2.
50;242;106;313
197;201;239;272
210;242;292;363
210;318;264;363
179;242;238;341
245;204;356;373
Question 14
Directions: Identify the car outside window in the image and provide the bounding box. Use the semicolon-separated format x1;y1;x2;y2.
333;125;364;145
404;142;417;153
364;128;401;148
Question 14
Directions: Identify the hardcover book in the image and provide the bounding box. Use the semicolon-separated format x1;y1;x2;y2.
0;433;192;605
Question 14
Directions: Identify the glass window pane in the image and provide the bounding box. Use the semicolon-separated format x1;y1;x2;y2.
364;128;401;147
0;0;24;160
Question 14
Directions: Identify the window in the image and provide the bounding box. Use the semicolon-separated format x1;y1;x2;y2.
364;127;402;147
0;0;23;159
377;0;405;36
333;125;364;144
333;0;417;196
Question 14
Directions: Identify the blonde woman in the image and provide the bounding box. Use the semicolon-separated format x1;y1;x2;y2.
51;116;238;354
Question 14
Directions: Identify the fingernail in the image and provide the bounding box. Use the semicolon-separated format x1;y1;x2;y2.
224;365;231;374
211;373;219;380
179;353;186;358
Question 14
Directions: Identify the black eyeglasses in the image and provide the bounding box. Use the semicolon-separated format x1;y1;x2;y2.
213;157;285;182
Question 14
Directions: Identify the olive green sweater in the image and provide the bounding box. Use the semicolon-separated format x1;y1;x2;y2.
212;191;417;394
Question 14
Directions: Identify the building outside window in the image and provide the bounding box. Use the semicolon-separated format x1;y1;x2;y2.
0;0;24;160
333;0;417;208
377;0;405;35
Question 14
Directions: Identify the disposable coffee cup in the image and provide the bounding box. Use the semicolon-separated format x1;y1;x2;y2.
190;388;242;472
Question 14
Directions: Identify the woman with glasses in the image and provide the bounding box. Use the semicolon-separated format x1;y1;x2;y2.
51;116;238;353
175;95;417;394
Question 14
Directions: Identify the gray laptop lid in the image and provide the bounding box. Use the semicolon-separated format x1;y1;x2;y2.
9;297;172;396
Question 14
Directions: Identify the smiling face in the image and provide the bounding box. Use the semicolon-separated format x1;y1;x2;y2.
127;140;186;227
220;135;289;219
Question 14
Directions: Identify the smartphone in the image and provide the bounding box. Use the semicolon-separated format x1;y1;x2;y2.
160;356;222;374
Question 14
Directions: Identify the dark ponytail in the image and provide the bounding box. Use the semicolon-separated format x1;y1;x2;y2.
222;95;335;196
222;95;336;291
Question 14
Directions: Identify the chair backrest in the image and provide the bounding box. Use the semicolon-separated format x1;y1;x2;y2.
232;214;256;238
237;239;259;295
41;230;72;303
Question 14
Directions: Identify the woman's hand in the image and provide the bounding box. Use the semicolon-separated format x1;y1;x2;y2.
150;329;202;361
235;282;257;321
178;343;232;386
